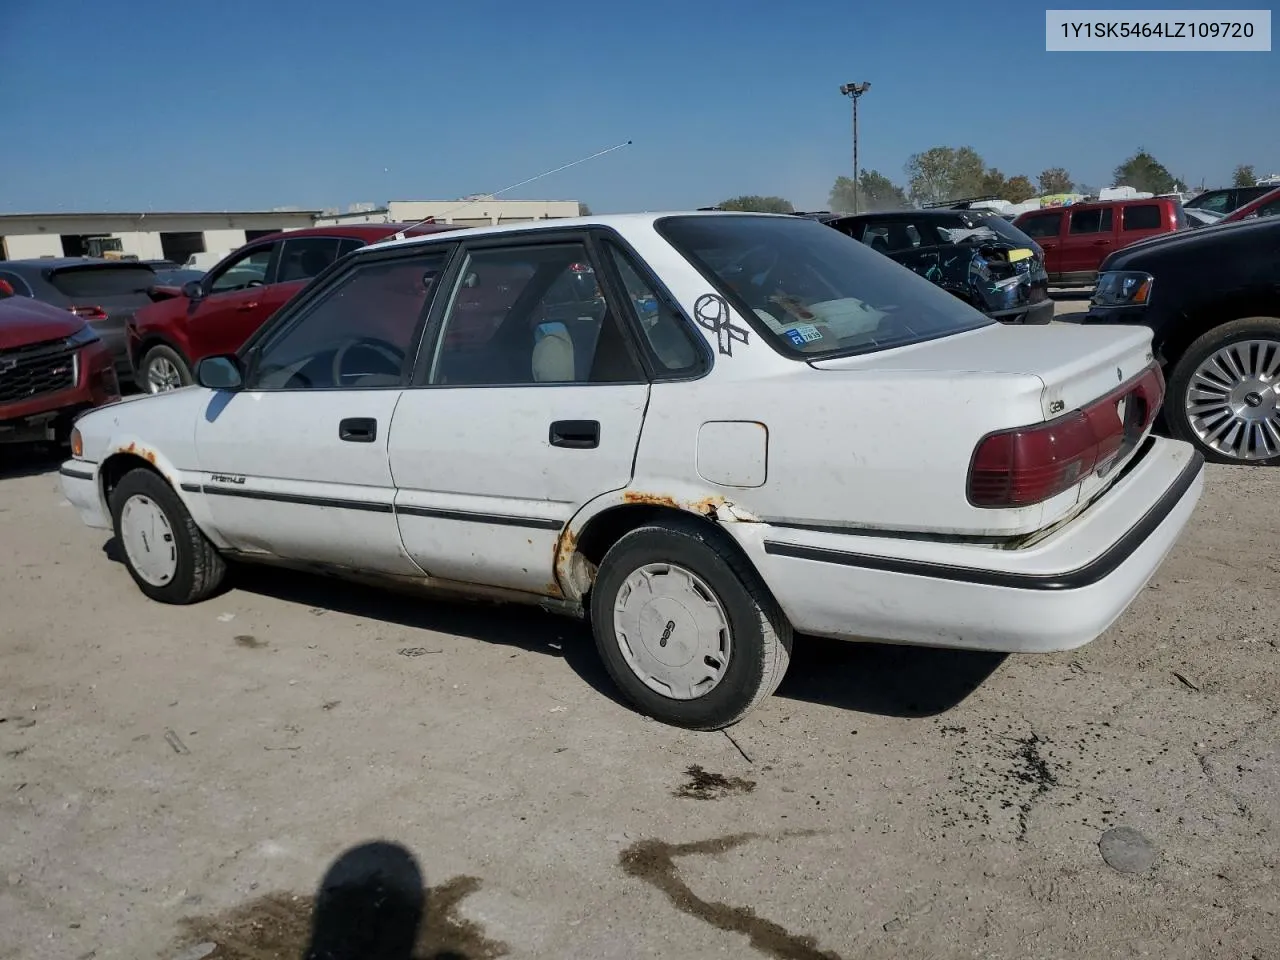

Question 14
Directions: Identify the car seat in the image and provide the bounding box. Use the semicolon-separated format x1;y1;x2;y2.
531;322;575;382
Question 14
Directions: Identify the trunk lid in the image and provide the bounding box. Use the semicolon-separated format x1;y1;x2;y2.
809;322;1159;532
809;322;1155;419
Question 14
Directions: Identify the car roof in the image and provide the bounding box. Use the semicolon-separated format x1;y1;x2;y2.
1021;197;1175;215
358;210;798;253
249;223;461;244
830;208;993;221
1;257;157;273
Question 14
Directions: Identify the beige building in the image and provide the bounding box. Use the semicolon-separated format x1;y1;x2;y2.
314;198;581;228
0;210;318;264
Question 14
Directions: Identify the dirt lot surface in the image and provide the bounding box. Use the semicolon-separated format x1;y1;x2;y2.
1;447;1277;960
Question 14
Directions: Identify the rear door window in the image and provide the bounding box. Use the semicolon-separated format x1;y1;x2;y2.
1019;213;1062;238
276;237;343;282
1122;205;1163;230
1068;208;1113;233
46;265;157;299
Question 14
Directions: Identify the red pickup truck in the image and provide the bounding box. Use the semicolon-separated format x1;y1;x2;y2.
1013;197;1186;286
0;291;120;446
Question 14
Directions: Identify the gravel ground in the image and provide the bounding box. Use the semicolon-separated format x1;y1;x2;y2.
0;443;1277;960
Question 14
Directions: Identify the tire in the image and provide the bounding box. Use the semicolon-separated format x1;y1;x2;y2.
1165;316;1280;466
109;467;226;604
589;517;792;730
139;344;192;394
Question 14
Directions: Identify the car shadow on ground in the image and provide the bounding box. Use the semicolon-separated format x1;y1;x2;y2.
102;540;1006;721
0;443;64;480
777;635;1006;718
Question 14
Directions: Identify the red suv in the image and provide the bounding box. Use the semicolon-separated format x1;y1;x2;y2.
1013;198;1186;286
127;223;459;392
0;293;120;446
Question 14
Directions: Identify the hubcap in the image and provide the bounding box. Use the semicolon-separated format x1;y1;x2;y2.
1186;338;1280;461
147;357;183;393
119;494;178;586
612;563;731;700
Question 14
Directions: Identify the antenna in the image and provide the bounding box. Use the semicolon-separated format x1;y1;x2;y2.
391;139;633;240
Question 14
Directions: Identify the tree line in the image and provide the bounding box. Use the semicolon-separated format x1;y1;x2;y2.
719;148;1258;215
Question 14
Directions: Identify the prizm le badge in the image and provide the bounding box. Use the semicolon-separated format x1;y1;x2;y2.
208;474;246;485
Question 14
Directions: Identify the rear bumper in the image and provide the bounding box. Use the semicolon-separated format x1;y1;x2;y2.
59;460;110;529
736;436;1203;653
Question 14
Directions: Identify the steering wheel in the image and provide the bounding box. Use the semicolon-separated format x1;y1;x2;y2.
332;337;405;386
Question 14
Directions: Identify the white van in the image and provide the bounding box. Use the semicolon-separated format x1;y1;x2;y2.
183;250;231;271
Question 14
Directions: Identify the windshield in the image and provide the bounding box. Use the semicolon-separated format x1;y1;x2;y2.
657;214;992;360
968;214;1041;249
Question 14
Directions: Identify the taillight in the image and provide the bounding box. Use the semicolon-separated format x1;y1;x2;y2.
968;363;1164;508
69;305;108;321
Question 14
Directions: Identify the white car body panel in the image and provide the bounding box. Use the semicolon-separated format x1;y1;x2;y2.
60;212;1204;657
389;383;648;594
193;389;416;574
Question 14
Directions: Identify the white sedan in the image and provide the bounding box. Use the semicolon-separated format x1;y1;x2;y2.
59;212;1204;729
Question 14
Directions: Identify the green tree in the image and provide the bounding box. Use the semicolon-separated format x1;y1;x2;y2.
719;195;795;214
1113;149;1179;195
904;146;986;205
1002;174;1037;203
981;167;1008;198
829;169;908;212
1232;164;1257;187
1037;167;1073;195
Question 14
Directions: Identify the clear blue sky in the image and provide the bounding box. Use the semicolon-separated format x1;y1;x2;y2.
2;0;1276;214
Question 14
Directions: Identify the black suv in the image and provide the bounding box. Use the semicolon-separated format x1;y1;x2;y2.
812;209;1053;324
1082;216;1280;465
1184;185;1274;216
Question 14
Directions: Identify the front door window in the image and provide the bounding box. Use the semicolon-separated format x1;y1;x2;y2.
208;245;276;294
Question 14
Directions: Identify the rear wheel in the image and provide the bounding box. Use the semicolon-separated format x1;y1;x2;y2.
589;517;792;730
140;345;192;394
109;467;226;603
1166;317;1280;465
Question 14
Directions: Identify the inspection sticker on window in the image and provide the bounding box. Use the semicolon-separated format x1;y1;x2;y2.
784;324;823;346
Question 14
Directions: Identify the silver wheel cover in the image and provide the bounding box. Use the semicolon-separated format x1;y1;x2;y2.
612;562;732;700
119;494;178;586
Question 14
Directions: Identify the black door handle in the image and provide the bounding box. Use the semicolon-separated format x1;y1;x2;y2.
549;419;599;449
339;417;377;443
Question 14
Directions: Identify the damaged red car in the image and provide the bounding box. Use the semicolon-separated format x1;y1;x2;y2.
0;285;120;446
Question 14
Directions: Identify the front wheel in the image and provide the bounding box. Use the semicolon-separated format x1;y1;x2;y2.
109;468;227;603
589;518;792;730
140;344;192;394
1166;317;1280;466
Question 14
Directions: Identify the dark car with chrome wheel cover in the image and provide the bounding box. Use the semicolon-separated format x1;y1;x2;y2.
1081;216;1280;465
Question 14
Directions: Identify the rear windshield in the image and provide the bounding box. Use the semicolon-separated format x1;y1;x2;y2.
657;214;992;360
46;265;157;299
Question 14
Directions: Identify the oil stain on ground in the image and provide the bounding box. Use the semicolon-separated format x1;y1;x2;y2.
620;832;843;960
176;875;506;959
674;764;756;800
234;635;266;649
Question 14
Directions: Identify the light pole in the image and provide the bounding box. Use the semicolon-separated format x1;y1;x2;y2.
839;82;871;214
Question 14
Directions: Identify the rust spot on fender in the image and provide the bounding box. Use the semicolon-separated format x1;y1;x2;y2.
690;495;726;517
544;580;563;597
115;442;165;477
622;491;679;508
